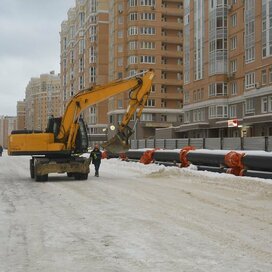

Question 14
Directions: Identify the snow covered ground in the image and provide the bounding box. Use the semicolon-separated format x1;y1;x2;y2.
0;151;272;272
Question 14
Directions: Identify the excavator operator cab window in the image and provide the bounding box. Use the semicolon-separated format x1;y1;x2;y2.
46;117;62;139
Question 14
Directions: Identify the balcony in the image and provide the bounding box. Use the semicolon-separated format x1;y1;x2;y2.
161;92;182;100
161;7;183;16
161;21;183;30
161;36;182;44
160;64;182;72
156;78;183;86
161;50;183;58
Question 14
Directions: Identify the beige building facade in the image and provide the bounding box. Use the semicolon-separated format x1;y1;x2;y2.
60;0;110;137
176;0;272;138
108;0;183;139
25;71;61;131
16;100;26;130
0;116;17;148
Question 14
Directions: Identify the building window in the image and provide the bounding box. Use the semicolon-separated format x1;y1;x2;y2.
230;59;237;73
89;67;96;83
269;67;272;83
230;36;237;50
161;99;166;108
128;56;138;64
208;83;228;97
262;0;272;58
262;69;267;85
230;82;237;96
90;0;97;12
140;27;155;35
70;50;74;64
141;13;156;20
140;0;155;6
129;0;138;7
117;58;123;67
79;76;84;90
89;46;96;63
140;56;155;64
118;31;123;38
89;26;96;42
141;113;153;121
262;97;268;113
184;112;190;123
118;16;123;24
184;90;190;104
229;105;237;118
209;105;228;119
245;0;255;63
129;12;138;21
118;44;123;53
194;0;205;80
128;70;137;77
128;26;138;36
231;14;237;27
146;99;155;107
79;12;85;27
245;72;255;89
140;41;155;49
117;99;123;109
245;98;254;114
269;96;272;112
128;41;138;50
79;39;85;54
161;115;167;122
79;58;84;72
193;109;205;122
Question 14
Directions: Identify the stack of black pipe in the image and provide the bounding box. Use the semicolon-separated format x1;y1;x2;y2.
242;152;272;179
153;150;181;167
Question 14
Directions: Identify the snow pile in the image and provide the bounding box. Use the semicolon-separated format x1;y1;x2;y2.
103;158;272;185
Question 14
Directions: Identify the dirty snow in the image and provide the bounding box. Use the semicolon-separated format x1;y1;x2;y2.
0;152;272;272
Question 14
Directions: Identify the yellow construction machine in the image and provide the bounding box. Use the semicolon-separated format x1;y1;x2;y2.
8;70;154;181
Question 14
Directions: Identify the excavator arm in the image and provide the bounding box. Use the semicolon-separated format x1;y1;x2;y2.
102;71;154;153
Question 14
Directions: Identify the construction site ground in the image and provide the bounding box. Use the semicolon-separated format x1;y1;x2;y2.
0;152;271;272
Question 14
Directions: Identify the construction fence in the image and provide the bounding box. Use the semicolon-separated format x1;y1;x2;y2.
129;137;272;152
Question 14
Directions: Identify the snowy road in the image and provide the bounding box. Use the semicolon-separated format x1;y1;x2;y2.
0;152;272;272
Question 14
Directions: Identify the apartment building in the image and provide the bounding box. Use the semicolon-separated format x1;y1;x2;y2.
16;100;26;130
108;0;183;139
175;0;272;138
25;71;61;131
0;116;17;148
60;0;109;139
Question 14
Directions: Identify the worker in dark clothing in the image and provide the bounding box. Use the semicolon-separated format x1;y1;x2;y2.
90;144;102;177
0;145;3;157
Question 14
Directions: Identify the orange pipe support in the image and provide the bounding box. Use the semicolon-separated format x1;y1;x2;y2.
224;151;245;176
179;146;195;167
140;149;157;164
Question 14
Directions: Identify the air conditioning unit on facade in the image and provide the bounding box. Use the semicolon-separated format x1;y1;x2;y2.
255;82;260;89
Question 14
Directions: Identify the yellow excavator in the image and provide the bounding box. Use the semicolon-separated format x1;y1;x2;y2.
8;70;154;181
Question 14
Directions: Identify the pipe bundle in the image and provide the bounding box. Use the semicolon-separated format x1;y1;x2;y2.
111;147;272;179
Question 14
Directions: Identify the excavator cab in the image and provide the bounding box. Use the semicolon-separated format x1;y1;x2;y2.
46;116;89;154
46;117;62;139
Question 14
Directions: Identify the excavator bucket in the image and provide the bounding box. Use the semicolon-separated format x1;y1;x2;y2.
101;132;130;154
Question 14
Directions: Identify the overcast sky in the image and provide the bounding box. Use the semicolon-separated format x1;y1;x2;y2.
0;0;75;116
